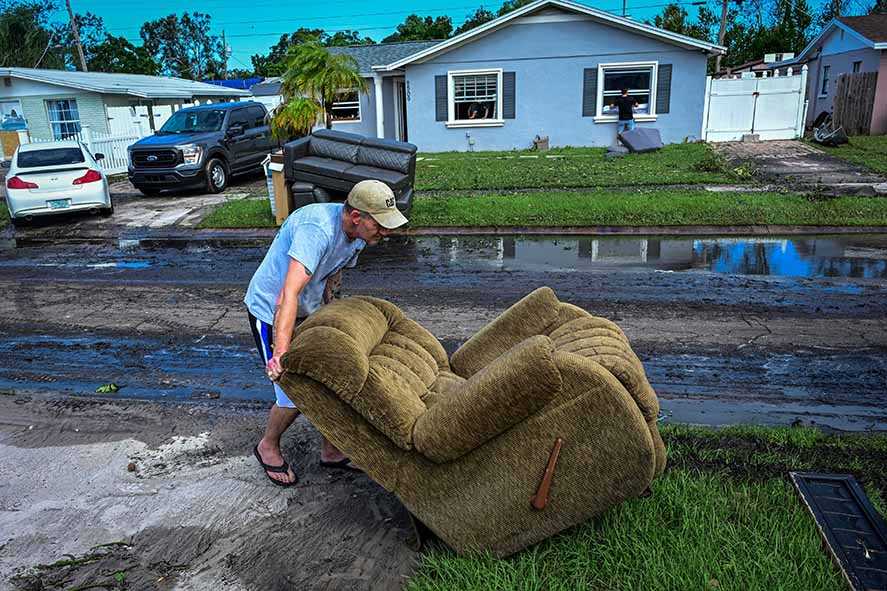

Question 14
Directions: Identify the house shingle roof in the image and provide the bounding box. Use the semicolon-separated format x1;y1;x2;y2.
838;14;887;43
328;41;442;74
0;67;250;99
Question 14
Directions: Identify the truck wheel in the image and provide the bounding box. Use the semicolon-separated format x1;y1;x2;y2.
205;158;228;193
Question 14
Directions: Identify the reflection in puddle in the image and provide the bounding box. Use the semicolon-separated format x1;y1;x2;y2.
415;235;887;279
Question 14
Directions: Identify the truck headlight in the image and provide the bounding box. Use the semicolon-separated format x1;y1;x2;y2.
176;144;203;165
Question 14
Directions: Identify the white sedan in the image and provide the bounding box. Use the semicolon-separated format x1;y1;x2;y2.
4;140;113;225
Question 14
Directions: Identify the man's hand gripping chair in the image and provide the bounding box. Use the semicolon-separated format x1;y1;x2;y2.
278;287;666;557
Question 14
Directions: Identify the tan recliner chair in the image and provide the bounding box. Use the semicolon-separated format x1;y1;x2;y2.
278;286;665;557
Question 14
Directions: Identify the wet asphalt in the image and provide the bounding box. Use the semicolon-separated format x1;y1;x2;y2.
1;233;885;431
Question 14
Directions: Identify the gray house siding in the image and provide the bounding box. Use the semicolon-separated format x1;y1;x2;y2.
18;90;110;140
802;26;880;125
405;17;709;151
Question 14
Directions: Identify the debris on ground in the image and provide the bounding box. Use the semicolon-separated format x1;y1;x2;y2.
618;127;664;153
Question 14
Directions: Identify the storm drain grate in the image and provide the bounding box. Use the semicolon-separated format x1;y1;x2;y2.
791;472;887;591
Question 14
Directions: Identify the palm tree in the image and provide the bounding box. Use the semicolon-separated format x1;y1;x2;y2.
270;41;367;140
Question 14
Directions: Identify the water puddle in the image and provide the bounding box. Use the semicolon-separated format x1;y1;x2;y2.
409;235;887;279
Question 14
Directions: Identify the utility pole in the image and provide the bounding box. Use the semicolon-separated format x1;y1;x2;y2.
221;30;228;79
65;0;88;72
715;0;728;74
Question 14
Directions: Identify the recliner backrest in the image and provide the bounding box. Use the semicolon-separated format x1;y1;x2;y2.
284;296;449;450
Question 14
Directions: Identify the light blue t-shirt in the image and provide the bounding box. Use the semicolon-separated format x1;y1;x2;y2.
244;203;365;324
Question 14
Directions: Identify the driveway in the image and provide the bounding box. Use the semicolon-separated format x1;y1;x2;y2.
715;140;887;195
3;173;267;241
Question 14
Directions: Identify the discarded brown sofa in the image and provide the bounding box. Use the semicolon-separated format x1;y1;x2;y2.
278;286;665;557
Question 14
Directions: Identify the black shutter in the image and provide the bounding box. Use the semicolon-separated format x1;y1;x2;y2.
656;64;672;114
582;67;597;117
503;71;516;119
435;75;448;121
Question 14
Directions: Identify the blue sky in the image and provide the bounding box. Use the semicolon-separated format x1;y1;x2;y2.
50;0;723;68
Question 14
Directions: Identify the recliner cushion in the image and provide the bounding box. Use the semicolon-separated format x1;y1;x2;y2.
341;165;409;189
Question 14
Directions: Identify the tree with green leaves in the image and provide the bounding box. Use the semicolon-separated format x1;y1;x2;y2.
271;41;367;139
140;12;226;80
496;0;534;16
872;0;887;13
650;3;715;41
325;30;375;46
382;15;452;42
0;0;64;68
51;11;104;69
88;34;158;74
454;7;496;35
251;28;324;78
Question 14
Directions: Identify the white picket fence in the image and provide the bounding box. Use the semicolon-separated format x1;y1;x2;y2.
701;65;809;142
21;123;151;175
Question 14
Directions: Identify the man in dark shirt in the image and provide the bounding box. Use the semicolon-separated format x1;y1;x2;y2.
615;89;638;132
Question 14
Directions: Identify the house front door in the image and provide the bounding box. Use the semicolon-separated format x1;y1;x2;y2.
394;79;408;142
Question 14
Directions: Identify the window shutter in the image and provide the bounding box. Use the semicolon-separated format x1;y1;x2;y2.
656;64;672;114
582;68;597;117
435;75;448;121
503;71;516;119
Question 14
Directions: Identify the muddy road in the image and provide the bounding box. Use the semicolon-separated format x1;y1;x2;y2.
1;233;886;589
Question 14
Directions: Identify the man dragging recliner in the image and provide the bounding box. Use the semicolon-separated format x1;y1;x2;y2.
244;180;408;486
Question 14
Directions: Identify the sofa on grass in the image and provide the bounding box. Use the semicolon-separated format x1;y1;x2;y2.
277;287;666;557
283;129;417;215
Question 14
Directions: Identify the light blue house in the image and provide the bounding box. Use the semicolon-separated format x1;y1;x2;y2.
325;0;725;151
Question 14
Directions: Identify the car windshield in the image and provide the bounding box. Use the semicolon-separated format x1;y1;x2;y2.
159;109;226;133
17;147;85;168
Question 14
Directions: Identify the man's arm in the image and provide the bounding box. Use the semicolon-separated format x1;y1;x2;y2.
267;257;311;380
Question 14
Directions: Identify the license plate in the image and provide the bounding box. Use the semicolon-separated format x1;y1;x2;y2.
47;199;70;210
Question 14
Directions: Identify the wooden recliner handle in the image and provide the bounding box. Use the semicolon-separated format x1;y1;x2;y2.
531;438;563;511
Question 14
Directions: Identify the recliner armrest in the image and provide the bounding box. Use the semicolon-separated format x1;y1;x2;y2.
283;137;310;180
451;287;560;378
413;335;562;463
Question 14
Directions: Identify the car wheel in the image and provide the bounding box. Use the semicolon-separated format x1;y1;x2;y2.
205;158;228;193
137;186;161;196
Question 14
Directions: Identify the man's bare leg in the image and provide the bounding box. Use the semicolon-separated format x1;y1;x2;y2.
320;438;348;463
256;404;299;484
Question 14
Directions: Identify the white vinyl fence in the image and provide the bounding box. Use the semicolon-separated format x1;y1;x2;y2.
20;123;150;174
701;65;809;142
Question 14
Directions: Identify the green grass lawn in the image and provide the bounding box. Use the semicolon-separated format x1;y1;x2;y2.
199;191;887;229
406;424;887;591
415;143;743;191
0;203;8;229
813;135;887;175
410;190;887;227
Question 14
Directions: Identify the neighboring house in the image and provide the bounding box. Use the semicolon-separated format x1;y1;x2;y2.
0;68;250;140
781;15;887;133
248;77;284;111
318;0;724;151
717;53;798;78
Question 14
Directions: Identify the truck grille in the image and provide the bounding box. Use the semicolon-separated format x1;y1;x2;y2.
131;149;181;168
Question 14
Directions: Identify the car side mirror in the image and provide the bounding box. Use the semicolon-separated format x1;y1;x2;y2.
94;153;105;161
227;125;244;137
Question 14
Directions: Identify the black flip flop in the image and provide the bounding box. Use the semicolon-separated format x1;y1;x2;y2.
319;457;363;473
253;446;299;487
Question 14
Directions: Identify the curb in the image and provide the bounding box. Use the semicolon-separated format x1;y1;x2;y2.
6;225;887;248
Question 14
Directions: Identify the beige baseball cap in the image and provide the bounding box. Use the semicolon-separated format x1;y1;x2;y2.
346;180;408;229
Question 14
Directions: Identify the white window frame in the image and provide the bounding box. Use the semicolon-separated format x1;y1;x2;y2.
593;61;659;123
330;88;361;124
46;98;81;140
446;68;504;128
820;65;830;97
